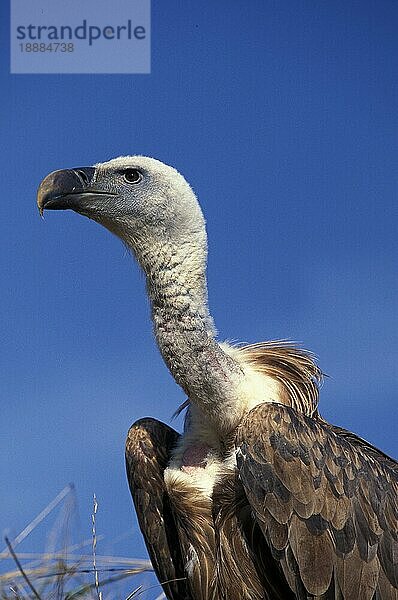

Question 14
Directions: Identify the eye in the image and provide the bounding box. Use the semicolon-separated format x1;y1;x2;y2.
123;168;143;184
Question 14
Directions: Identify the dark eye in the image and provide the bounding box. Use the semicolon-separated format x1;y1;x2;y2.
123;168;143;184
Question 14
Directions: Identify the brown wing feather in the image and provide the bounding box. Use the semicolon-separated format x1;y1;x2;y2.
213;474;296;599
162;472;216;600
125;418;192;600
237;403;398;600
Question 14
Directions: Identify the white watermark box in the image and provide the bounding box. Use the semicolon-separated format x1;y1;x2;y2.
10;0;150;74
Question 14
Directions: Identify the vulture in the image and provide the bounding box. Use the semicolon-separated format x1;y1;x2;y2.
37;156;398;600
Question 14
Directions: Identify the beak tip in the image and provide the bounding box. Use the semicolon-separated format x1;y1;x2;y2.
36;167;95;216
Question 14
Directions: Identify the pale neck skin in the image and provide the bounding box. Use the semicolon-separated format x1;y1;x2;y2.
116;222;245;436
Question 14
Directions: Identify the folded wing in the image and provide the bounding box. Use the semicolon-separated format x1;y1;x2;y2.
237;403;398;600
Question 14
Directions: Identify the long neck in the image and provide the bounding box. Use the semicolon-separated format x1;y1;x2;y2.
134;233;244;433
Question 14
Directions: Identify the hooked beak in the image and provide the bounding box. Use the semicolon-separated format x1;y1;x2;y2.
37;167;115;217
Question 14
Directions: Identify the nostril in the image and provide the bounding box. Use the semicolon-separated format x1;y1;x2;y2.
75;169;89;185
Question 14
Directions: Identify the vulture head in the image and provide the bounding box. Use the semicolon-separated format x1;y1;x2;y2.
37;156;207;268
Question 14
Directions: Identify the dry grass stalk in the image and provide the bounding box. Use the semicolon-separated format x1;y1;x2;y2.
0;487;154;599
91;495;101;600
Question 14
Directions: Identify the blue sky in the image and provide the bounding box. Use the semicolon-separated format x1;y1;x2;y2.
1;0;397;596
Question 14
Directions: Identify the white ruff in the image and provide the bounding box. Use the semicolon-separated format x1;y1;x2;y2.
165;342;286;497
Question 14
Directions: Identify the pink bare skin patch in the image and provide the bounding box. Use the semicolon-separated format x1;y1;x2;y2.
181;444;210;474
